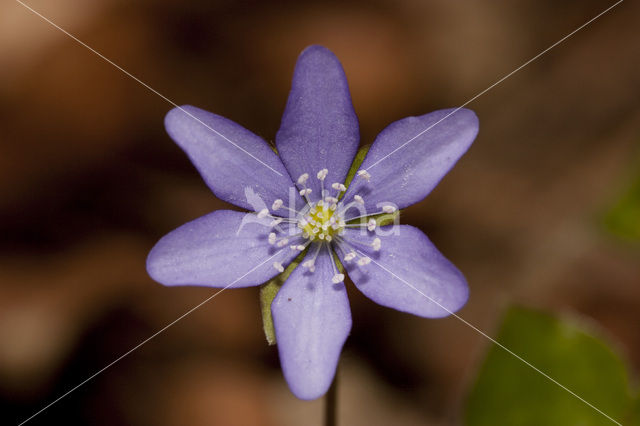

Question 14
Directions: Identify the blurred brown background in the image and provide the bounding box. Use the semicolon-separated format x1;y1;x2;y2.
1;0;639;425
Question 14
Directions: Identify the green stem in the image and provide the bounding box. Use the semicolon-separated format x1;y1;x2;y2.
324;368;338;426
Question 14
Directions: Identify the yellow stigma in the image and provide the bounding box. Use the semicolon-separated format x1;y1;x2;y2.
300;202;342;241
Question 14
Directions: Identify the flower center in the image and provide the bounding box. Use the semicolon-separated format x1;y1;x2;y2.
298;200;344;242
264;167;391;281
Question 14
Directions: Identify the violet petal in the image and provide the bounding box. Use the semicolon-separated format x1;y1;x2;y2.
271;247;352;399
337;226;468;317
165;105;304;213
342;108;478;217
276;45;359;201
147;210;300;288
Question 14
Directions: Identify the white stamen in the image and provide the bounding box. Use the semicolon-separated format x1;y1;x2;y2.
257;208;269;218
270;218;283;227
357;169;371;181
273;262;284;273
299;188;312;196
317;168;328;181
271;199;283;210
325;235;332;242
354;195;364;205
303;259;315;270
332;273;345;284
268;233;277;245
331;182;346;192
318;233;325;240
357;256;371;266
382;205;397;213
297;173;309;184
295;245;306;251
344;251;356;262
276;238;289;247
367;219;376;232
372;237;381;251
325;196;338;204
298;218;308;228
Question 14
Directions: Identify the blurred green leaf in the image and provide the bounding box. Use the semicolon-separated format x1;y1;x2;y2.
465;306;631;426
629;396;640;425
603;163;640;241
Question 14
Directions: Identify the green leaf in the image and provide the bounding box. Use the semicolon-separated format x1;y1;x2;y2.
259;252;304;345
465;306;631;426
373;209;400;227
629;396;640;425
343;144;370;191
603;165;640;241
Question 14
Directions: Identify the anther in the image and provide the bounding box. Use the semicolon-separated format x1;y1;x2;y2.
357;170;371;181
357;256;371;266
317;168;328;181
268;233;277;245
299;188;312;196
272;199;283;211
382;205;397;213
257;208;269;218
273;262;284;273
276;238;289;247
354;195;364;205
367;219;376;232
372;237;381;251
297;173;309;184
270;218;283;227
344;251;356;262
331;183;346;192
332;273;345;284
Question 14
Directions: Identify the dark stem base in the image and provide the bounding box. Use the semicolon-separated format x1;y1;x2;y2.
324;370;338;426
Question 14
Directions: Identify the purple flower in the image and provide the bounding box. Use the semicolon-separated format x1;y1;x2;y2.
147;45;479;400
